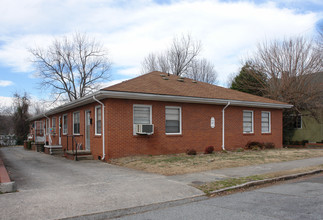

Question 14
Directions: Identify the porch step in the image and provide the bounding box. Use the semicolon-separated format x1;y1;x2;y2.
50;148;64;156
65;150;91;155
65;150;93;161
44;145;63;155
76;155;94;161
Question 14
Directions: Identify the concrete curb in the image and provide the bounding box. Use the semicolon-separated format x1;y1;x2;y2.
61;195;208;220
0;153;17;193
209;169;323;195
0;181;17;193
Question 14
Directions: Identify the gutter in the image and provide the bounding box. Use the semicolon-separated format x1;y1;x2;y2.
93;96;106;161
221;102;230;151
29;91;292;121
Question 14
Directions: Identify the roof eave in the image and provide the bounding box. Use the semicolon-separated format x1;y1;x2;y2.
29;90;292;121
101;91;293;109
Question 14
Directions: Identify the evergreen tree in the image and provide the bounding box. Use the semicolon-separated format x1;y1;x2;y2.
230;62;267;97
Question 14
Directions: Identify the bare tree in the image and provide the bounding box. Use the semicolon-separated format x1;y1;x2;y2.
250;37;323;124
30;32;112;102
141;34;217;83
186;59;218;84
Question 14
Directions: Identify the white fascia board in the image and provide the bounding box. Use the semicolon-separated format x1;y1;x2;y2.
100;91;293;109
29;90;292;121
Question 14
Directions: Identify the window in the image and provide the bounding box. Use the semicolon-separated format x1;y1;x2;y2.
261;111;271;133
133;105;152;134
165;106;181;134
52;117;56;134
133;105;152;124
46;119;50;134
95;106;102;135
73;112;80;135
62;114;68;135
294;115;302;129
243;110;254;133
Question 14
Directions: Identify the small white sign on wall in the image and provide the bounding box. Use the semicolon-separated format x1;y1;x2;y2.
210;117;215;128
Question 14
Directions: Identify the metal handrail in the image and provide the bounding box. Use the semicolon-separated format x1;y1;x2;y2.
66;135;79;161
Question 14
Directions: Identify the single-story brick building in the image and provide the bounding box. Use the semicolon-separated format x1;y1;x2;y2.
29;71;292;160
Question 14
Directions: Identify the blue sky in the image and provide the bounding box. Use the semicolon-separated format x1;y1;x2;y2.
0;0;322;109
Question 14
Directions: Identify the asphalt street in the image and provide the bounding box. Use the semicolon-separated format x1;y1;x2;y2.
115;174;323;220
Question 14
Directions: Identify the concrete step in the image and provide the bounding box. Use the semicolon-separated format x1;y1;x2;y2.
50;148;64;155
75;155;94;161
66;150;91;155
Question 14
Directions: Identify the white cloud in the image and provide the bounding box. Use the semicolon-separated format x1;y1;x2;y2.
0;80;13;87
0;0;320;86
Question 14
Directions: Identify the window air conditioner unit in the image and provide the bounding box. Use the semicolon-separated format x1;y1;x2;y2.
135;124;154;135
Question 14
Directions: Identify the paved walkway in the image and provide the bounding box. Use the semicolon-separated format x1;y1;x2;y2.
167;156;323;184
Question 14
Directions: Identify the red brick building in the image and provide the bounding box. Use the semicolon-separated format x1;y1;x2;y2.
29;71;292;160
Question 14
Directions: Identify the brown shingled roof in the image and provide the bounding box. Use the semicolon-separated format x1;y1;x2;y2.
102;71;287;105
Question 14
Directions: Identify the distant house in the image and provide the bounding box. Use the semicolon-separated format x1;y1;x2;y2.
0;134;16;146
285;72;323;144
29;71;292;160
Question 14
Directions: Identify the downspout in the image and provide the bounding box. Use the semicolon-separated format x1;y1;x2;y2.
221;102;230;151
93;96;106;161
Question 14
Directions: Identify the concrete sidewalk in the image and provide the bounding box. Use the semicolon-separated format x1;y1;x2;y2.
167;156;323;185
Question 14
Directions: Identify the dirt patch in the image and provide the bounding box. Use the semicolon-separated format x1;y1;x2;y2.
110;149;323;175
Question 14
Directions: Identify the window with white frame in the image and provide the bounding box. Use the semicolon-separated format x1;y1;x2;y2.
243;110;254;133
261;111;271;133
133;105;152;125
62;114;68;135
73;112;80;135
95;106;102;135
165;106;181;134
52;117;56;134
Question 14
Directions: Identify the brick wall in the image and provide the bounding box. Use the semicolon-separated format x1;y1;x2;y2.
31;98;283;160
105;99;283;159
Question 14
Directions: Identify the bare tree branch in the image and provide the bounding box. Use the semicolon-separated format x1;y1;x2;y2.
29;32;112;102
141;34;217;84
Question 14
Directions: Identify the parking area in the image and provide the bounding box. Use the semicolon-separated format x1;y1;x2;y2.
0;147;202;220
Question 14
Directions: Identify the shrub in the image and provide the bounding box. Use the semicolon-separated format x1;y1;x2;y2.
264;142;275;149
27;141;32;150
186;149;197;155
204;146;214;154
245;141;265;150
301;140;309;146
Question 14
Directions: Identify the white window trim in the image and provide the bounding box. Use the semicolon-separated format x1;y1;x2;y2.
46;118;50;135
165;106;182;135
295;115;302;129
73;111;80;135
243;110;254;134
62;114;68;135
261;111;271;134
95;105;102;135
52;117;56;134
133;104;152;135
